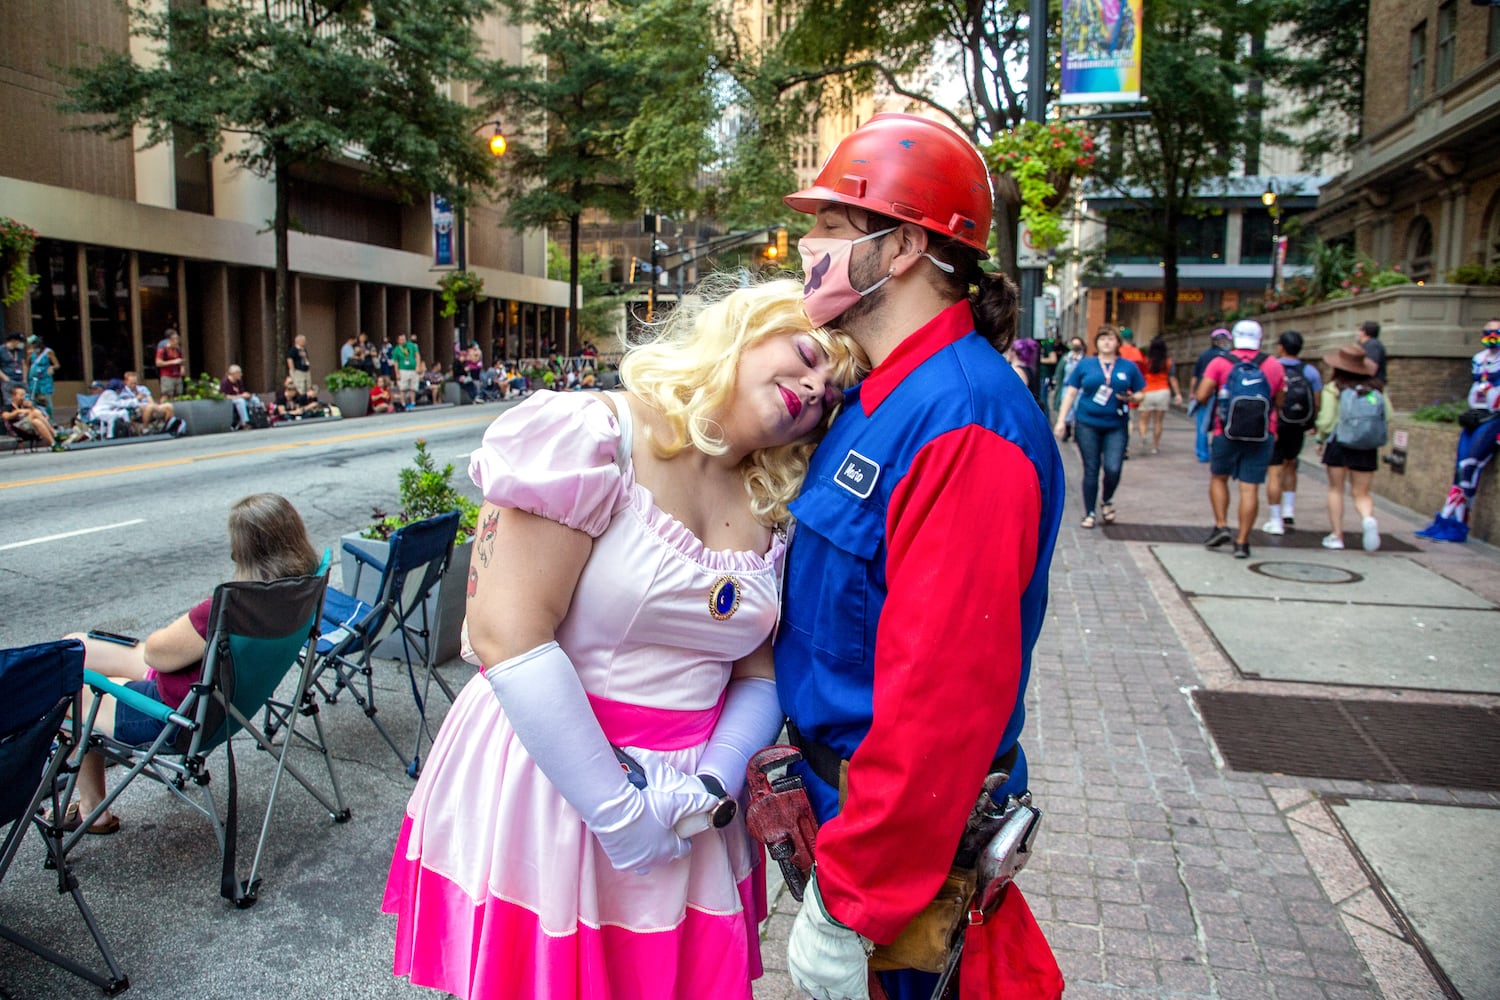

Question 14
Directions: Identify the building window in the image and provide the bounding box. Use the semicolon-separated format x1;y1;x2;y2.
1406;216;1434;283
1409;21;1427;108
1241;209;1308;265
1485;194;1500;268
1436;2;1457;90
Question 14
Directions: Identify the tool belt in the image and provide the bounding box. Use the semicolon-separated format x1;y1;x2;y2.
783;724;1021;974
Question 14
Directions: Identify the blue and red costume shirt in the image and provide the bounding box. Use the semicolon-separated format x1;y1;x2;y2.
775;300;1065;997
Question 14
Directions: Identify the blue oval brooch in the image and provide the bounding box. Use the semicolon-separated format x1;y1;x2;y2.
709;576;741;621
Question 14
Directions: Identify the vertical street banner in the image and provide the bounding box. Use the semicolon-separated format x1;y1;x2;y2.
1059;0;1144;105
432;195;456;268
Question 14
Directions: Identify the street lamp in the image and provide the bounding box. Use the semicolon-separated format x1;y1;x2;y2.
1261;181;1282;294
454;120;507;355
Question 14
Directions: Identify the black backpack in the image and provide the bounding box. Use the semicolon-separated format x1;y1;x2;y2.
1279;363;1315;427
1217;352;1272;441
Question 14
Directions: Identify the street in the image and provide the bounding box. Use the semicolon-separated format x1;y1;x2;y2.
1;408;500;647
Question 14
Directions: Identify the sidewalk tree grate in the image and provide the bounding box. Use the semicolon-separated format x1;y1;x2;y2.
1103;522;1417;552
1193;691;1500;790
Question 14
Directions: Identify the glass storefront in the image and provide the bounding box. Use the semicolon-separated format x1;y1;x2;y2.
27;239;82;383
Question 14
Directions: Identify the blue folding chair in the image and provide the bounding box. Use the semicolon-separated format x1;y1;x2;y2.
67;569;347;908
307;510;460;777
0;640;129;994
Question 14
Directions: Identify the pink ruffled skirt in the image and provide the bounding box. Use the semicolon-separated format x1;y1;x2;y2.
382;674;767;1000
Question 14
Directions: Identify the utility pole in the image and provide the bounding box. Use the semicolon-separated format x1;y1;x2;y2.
1017;0;1048;347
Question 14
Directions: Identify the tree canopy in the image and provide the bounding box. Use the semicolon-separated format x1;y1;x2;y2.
62;0;498;379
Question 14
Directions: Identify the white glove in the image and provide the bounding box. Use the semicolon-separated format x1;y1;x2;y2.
484;642;712;874
787;870;872;1000
618;747;723;839
695;676;783;798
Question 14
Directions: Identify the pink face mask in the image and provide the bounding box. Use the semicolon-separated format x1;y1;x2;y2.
797;228;897;328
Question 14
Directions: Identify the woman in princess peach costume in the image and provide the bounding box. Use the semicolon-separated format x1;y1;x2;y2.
383;278;864;999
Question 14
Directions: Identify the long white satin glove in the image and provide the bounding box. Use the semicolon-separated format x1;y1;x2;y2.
484;642;713;874
619;747;723;839
787;871;873;1000
696;676;783;798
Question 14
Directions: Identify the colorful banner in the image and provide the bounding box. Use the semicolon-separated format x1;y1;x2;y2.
432;194;456;268
1059;0;1144;105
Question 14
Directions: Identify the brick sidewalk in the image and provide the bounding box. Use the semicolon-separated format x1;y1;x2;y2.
756;412;1495;999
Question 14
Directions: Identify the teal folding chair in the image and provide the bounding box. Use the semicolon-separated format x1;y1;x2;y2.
66;567;348;908
0;639;128;994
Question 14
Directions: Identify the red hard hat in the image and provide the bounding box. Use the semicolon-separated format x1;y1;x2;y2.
784;113;993;256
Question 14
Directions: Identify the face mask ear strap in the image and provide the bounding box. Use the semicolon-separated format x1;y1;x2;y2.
921;252;955;275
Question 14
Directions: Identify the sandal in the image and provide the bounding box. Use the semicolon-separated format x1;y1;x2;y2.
1080;513;1096;529
43;802;121;836
1101;504;1117;524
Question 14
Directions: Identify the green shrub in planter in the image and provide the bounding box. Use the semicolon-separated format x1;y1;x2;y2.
364;439;480;544
176;372;226;400
326;366;376;391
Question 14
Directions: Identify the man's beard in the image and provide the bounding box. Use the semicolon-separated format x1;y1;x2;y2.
832;240;890;330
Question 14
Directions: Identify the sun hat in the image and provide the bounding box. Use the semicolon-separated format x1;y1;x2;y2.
1322;342;1377;378
1231;320;1263;350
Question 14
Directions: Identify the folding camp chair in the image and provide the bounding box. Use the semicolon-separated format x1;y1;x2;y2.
0;640;128;994
308;510;460;777
65;570;348;908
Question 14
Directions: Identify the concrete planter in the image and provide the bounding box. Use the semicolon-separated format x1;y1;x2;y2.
331;387;370;418
1375;416;1498;545
339;531;471;665
443;382;472;406
174;398;234;436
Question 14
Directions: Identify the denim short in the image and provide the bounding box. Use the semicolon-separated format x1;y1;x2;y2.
111;679;172;746
1210;435;1275;484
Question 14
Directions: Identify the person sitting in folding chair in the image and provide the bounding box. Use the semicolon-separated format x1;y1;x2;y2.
55;494;320;834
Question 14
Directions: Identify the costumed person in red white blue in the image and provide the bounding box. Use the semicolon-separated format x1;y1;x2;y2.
1416;318;1500;543
774;114;1066;1000
381;278;864;1000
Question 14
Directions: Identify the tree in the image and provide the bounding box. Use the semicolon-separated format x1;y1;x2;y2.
546;240;620;343
1269;0;1366;166
721;0;1047;272
480;0;722;352
62;0;498;380
1087;0;1266;325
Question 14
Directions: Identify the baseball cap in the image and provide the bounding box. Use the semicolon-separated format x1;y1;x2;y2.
1119;327;1134;341
1231;319;1263;350
1210;327;1231;342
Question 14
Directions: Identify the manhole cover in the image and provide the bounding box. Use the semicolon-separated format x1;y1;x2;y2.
1249;561;1363;584
1193;691;1500;790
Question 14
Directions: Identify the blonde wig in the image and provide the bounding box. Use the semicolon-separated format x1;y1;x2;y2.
620;276;865;526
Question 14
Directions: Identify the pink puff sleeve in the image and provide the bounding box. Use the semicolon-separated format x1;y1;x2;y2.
467;392;630;537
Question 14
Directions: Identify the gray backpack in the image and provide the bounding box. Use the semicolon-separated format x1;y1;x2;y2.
1335;387;1387;450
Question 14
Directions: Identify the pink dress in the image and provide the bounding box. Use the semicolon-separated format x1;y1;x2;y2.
383;392;775;1000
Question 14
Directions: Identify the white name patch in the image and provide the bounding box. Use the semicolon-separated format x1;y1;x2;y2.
835;450;880;499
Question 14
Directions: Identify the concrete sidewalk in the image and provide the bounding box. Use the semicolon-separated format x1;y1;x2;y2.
754;411;1499;1000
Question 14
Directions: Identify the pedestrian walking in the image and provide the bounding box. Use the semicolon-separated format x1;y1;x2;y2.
1055;324;1144;528
1050;336;1086;440
1262;330;1322;535
1188;328;1232;462
1138;335;1182;454
1317;343;1392;551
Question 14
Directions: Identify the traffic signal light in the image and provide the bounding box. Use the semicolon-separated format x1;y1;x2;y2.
775;227;788;261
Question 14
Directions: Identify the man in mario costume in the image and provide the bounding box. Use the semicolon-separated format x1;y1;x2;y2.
774;113;1066;1000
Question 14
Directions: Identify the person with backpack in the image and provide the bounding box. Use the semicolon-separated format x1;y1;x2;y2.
1188;328;1233;462
1261;330;1322;535
1315;343;1393;551
1194;319;1285;558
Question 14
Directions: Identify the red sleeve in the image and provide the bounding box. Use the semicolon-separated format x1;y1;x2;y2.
816;426;1042;943
1202;356;1228;388
188;597;214;639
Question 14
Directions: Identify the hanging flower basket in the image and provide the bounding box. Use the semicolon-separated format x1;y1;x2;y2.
0;217;40;307
437;269;485;318
982;122;1096;252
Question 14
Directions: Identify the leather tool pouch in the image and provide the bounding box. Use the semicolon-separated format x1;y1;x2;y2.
836;761;977;973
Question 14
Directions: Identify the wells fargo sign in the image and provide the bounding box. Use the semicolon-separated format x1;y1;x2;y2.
1120;289;1205;303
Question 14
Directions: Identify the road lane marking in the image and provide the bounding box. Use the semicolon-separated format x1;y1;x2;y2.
0;518;147;551
0;414;494;492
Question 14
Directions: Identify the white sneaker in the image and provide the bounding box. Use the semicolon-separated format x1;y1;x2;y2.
1321;533;1345;550
1261;518;1285;536
1361;516;1381;552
